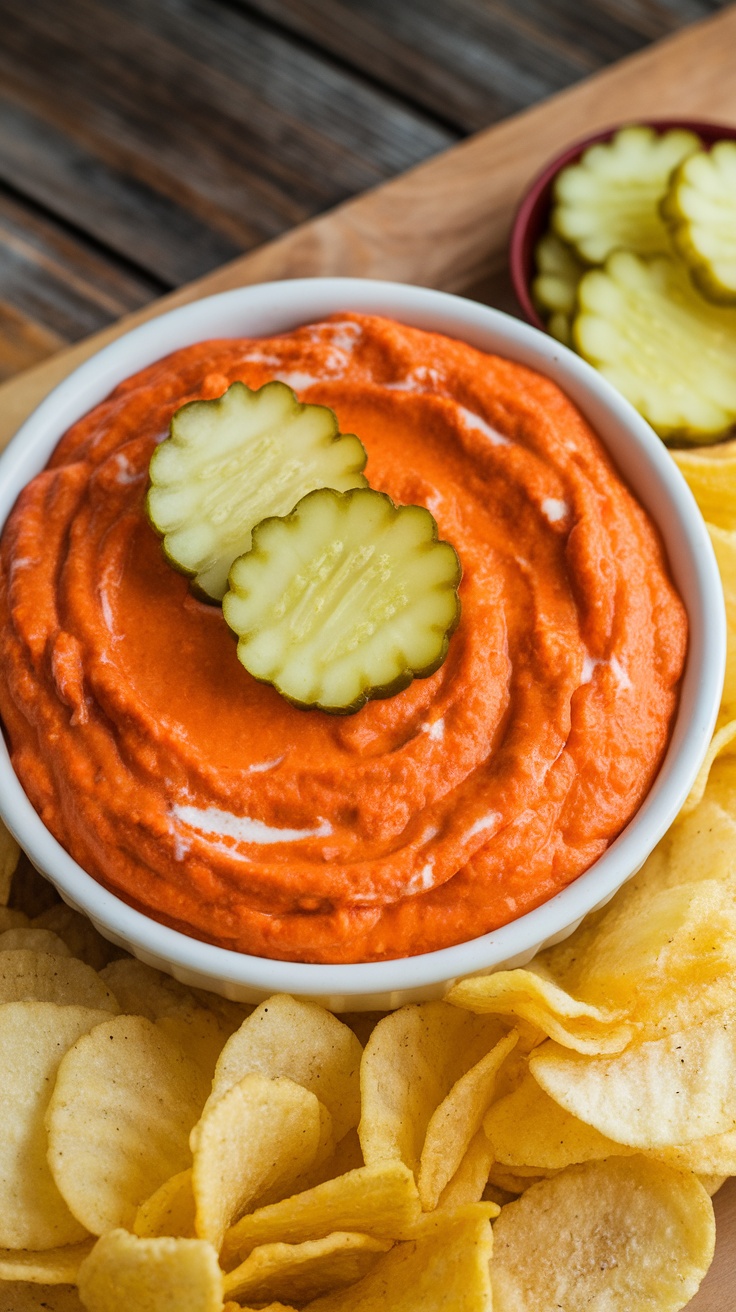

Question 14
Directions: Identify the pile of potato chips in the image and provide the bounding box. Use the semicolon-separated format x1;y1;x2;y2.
1;440;736;1311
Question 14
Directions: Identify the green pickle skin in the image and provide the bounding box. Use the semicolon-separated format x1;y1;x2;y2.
223;487;462;716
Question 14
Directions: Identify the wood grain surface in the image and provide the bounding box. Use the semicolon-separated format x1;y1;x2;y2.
1;6;736;1307
0;0;729;374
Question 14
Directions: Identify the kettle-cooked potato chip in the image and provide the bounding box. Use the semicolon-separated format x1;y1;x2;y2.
418;1030;518;1209
436;1130;496;1209
445;970;631;1055
0;928;71;956
98;958;230;1077
46;1015;209;1234
134;1169;196;1239
303;1203;494;1312
485;1069;630;1169
0;951;119;1012
31;905;120;972
490;1157;715;1311
208;995;362;1142
221;1162;421;1270
223;1232;391;1305
530;1015;736;1148
0;1239;94;1284
0;1001;109;1249
77;1229;222;1312
191;1072;331;1252
359;1002;509;1175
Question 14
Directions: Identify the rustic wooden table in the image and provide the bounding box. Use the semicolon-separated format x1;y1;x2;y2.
0;0;730;381
1;3;736;1309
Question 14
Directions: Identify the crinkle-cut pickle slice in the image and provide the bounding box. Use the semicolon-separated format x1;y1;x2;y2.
552;124;701;264
532;232;585;345
147;381;368;601
574;250;736;442
662;141;736;305
222;487;461;715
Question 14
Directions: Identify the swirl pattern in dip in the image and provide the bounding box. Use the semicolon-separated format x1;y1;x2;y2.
0;314;687;962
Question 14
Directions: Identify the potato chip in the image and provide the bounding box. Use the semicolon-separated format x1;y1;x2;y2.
418;1030;518;1209
0;951;119;1011
32;905;120;972
436;1131;497;1210
0;906;29;932
209;995;362;1142
303;1203;494;1312
360;1002;509;1176
656;1125;736;1176
0;1239;94;1283
0;1284;84;1311
445;969;631;1055
699;1174;728;1195
221;1162;421;1269
0;818;20;905
486;1163;554;1195
134;1169;196;1239
76;1229;222;1312
530;1015;736;1148
485;1069;630;1169
190;990;254;1034
707;523;736;713
98;959;230;1076
224;1232;391;1305
6;857;60;918
682;717;736;813
98;958;198;1019
191;1072;331;1252
46;1015;209;1234
0;1001;108;1248
0;927;71;956
490;1157;715;1311
672;443;736;528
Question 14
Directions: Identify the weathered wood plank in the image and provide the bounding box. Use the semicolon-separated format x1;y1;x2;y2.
242;0;729;132
0;0;453;276
0;96;240;286
1;3;734;447
0;185;159;380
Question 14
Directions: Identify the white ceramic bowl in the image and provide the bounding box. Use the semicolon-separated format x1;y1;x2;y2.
0;279;725;1010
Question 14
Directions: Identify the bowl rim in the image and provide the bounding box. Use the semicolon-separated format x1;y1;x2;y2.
510;117;736;332
0;276;725;999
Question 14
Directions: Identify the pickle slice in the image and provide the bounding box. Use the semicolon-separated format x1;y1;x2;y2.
222;487;461;714
532;232;585;346
574;250;736;442
147;381;368;601
662;141;736;305
552;125;701;264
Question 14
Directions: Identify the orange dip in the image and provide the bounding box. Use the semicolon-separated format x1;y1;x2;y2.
0;314;687;963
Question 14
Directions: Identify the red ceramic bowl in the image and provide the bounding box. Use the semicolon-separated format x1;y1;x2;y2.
510;119;736;333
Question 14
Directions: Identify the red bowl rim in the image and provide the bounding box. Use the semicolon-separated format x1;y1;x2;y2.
510;118;736;333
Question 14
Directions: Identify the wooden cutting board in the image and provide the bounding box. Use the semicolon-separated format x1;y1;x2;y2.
1;8;736;1306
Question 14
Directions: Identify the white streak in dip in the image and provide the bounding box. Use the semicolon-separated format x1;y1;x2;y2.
172;804;332;844
541;497;568;523
247;756;284;774
610;656;633;692
277;371;321;391
581;654;599;685
468;812;500;838
422;718;445;742
406;860;435;894
457;406;510;446
114;452;143;485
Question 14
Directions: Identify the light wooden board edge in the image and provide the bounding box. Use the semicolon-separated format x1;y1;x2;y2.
1;6;736;449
